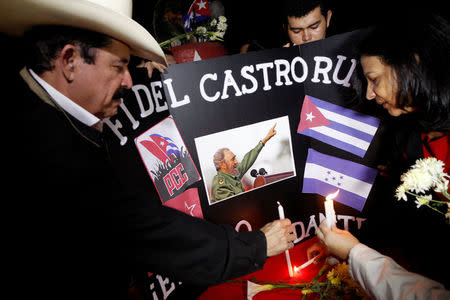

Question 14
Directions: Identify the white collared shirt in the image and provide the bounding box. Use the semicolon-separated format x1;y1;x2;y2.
29;68;100;127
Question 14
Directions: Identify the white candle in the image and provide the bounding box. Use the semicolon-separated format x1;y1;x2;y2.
325;190;339;228
277;201;285;219
296;257;315;271
277;201;293;277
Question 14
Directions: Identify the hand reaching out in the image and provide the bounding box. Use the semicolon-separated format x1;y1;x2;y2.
137;60;167;79
260;218;295;257
316;220;360;260
306;241;329;264
262;123;277;145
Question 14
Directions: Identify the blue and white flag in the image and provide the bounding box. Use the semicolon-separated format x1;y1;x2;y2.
297;95;380;158
302;148;378;211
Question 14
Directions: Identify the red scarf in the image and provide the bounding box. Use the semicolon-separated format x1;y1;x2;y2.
421;133;450;196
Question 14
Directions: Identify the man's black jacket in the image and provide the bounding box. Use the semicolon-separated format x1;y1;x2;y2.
5;68;266;299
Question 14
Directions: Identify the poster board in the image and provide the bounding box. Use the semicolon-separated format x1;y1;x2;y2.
105;29;388;299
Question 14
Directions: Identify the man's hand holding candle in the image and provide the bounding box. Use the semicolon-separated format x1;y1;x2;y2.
260;219;295;257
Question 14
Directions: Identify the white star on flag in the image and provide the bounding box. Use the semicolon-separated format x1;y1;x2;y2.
196;0;207;10
305;112;315;122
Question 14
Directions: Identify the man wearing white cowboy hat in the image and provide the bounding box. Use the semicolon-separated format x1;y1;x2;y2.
1;0;295;298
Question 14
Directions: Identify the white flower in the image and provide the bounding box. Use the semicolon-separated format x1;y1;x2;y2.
217;22;227;31
195;26;207;34
247;281;274;300
210;18;217;26
218;16;227;23
415;194;432;208
413;157;446;179
400;168;434;194
436;177;449;194
395;184;408;201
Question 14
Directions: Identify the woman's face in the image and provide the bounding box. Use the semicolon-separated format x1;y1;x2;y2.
361;55;414;116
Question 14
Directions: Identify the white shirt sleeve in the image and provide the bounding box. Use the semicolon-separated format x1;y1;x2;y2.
348;243;450;300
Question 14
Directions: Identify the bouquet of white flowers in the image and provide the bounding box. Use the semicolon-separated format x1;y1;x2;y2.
395;157;450;220
159;16;227;48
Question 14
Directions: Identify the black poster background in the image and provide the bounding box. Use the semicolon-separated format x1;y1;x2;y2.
105;29;389;299
162;29;385;231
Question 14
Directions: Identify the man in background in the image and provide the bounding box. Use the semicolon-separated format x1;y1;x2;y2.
282;0;332;46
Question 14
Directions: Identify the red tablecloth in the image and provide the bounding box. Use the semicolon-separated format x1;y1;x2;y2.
198;237;325;300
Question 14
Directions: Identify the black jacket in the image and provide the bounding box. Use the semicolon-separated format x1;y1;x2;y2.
5;68;266;299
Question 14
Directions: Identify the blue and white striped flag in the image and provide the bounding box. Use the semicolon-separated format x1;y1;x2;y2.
302;148;378;211
297;95;380;158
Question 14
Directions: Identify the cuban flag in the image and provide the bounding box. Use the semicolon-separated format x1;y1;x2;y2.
297;95;380;158
302;148;378;211
150;134;181;159
139;134;181;164
182;0;211;31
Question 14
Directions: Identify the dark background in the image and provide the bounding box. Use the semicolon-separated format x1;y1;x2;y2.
132;0;450;54
3;0;449;72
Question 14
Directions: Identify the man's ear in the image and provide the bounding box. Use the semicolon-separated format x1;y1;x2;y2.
59;44;79;82
219;160;226;171
326;10;332;28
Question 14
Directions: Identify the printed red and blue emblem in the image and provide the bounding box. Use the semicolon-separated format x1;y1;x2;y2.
135;116;202;217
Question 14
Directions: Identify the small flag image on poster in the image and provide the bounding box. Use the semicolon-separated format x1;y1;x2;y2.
302;148;378;211
135;116;201;204
298;95;380;158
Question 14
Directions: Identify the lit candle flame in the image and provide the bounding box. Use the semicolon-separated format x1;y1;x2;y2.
326;189;340;201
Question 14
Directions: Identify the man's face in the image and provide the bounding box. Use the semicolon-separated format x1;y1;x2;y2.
286;6;331;45
221;149;239;176
71;39;133;119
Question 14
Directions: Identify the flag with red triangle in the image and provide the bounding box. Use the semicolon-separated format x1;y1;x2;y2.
297;95;380;158
297;95;330;132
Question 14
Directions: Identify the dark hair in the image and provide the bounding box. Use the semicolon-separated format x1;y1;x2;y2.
355;13;450;131
23;25;113;74
281;0;329;23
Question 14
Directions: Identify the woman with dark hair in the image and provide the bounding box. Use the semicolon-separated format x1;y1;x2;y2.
358;13;449;170
315;13;450;299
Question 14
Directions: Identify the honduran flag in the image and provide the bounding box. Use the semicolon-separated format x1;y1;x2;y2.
182;0;211;31
297;95;380;158
302;148;378;211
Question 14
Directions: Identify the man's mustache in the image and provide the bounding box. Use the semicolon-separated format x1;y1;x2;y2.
112;88;127;99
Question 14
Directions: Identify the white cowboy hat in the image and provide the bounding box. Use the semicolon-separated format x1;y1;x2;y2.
0;0;167;65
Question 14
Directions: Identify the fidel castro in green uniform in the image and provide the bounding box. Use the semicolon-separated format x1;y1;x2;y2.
210;124;277;203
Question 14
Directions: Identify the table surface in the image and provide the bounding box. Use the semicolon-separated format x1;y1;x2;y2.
198;237;328;300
